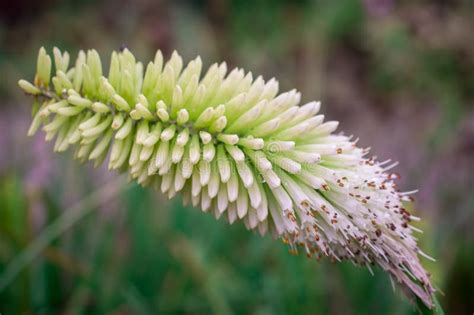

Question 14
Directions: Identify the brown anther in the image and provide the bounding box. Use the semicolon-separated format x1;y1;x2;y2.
388;173;400;180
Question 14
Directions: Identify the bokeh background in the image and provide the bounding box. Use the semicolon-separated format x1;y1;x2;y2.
0;0;473;314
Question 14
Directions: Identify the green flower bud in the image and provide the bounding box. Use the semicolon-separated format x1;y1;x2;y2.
36;47;52;87
112;94;131;112
68;95;92;107
53;47;70;73
18;79;40;95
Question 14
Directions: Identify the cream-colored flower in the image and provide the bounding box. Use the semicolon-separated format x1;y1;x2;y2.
19;47;435;307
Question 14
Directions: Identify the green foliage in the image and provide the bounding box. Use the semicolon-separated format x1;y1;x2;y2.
1;178;432;314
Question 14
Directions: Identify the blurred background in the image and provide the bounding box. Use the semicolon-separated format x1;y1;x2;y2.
0;0;473;314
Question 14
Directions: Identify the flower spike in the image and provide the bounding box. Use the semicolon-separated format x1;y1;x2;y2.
19;47;435;307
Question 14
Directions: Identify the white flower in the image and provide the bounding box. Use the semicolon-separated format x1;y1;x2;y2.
19;47;435;307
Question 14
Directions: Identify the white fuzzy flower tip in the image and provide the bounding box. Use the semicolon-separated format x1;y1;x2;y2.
20;47;435;307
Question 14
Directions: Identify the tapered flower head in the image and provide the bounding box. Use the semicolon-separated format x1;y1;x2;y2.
19;47;435;307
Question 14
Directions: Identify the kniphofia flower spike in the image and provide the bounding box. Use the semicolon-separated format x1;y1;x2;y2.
19;47;435;307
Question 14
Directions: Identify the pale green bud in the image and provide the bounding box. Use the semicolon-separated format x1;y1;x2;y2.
100;77;116;98
199;131;212;144
160;124;176;142
110;139;124;163
36;47;51;87
238;137;264;150
115;118;133;140
134;103;154;120
53;47;70;73
170;85;183;118
136;120;149;145
194;107;214;129
67;88;80;97
87;49;102;80
202;142;215;162
47;100;68;113
57;71;73;89
81;115;112;138
129;109;141;120
27;112;43;136
89;129;113;160
157;108;169;122
209;116;227;133
111;114;124;130
217;134;239;145
57;106;85;117
52;77;63;95
18;79;40;95
112;94;131;112
79;112;101;130
43;114;67;132
176;109;189;125
68;95;92;107
73;50;86;91
142;62;159;99
81;64;97;96
92;102;111;113
143;123;162;147
176;128;189;146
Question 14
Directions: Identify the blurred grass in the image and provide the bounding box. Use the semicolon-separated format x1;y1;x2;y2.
1;0;473;314
0;177;424;314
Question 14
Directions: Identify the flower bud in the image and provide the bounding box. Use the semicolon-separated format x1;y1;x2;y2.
18;79;40;95
36;47;51;87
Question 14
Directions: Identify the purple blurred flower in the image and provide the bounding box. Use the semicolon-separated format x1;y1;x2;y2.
25;135;54;191
363;0;394;17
